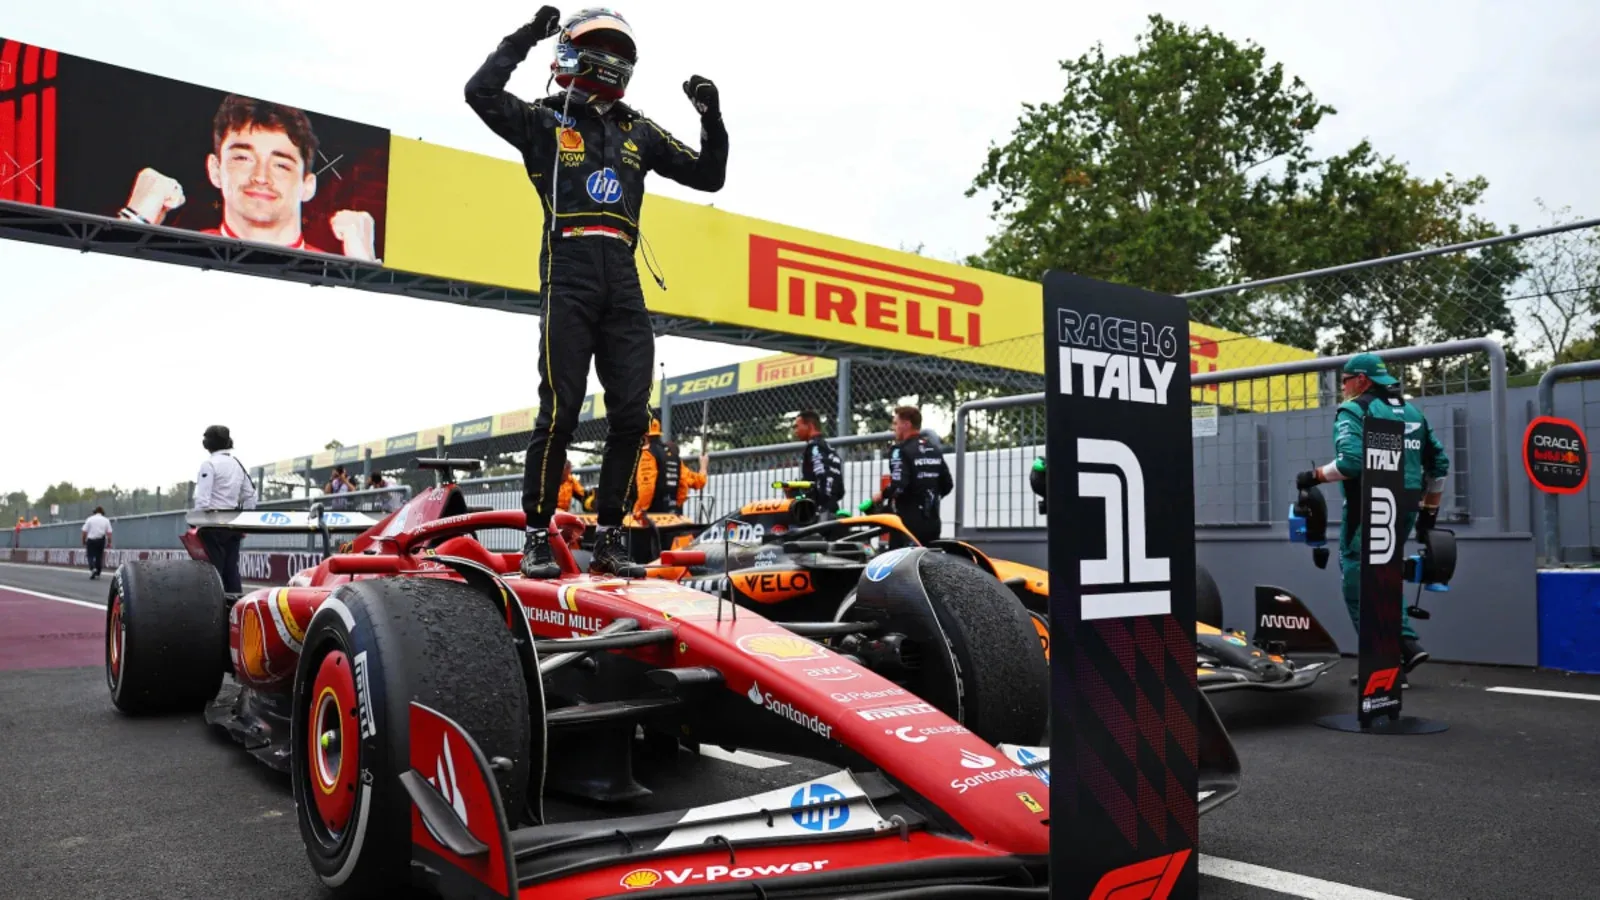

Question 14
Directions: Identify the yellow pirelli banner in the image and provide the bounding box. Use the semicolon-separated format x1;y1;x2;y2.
381;137;1318;410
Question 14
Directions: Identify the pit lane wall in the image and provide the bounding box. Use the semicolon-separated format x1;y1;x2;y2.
2;35;1316;390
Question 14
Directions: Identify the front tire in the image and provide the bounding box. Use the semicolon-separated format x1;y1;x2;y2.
845;551;1048;747
291;577;531;898
106;559;227;715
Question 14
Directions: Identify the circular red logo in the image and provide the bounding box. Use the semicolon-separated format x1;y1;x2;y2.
1523;416;1589;495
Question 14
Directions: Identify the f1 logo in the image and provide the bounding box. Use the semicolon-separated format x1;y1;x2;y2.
1368;487;1396;565
1088;849;1191;900
1077;438;1171;620
1363;667;1400;696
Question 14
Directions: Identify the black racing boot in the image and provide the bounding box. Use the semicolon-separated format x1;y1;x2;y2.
590;527;645;578
1402;637;1431;673
520;529;560;579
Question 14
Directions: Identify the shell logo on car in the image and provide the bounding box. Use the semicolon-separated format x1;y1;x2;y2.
737;632;828;662
619;869;662;889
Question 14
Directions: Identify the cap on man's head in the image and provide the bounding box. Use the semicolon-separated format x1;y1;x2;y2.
1343;353;1398;386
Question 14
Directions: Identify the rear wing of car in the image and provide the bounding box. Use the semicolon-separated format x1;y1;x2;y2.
185;509;385;534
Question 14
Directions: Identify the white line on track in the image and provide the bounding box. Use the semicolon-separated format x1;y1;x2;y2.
696;745;789;769
1200;855;1414;899
0;581;104;611
1486;686;1600;702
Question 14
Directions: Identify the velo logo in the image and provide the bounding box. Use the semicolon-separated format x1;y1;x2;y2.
1088;849;1191;900
790;783;849;831
586;167;623;203
1368;487;1396;565
1076;437;1171;620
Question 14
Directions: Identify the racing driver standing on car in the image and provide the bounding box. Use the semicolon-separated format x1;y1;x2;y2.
1298;353;1449;678
465;7;728;578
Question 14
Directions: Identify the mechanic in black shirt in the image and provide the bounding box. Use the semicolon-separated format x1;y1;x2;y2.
875;406;951;546
464;7;728;578
792;410;845;517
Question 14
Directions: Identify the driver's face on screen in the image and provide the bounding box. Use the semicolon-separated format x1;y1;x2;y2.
208;126;316;228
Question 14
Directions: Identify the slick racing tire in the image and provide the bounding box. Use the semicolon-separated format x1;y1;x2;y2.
851;551;1049;748
1196;563;1224;629
292;578;531;898
106;559;227;715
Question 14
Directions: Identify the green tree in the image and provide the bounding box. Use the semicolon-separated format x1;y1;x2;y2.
966;14;1520;358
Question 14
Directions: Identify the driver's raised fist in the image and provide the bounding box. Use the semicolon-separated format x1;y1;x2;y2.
125;167;186;224
513;6;562;45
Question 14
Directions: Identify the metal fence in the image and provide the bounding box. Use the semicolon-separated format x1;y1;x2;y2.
11;219;1600;549
453;430;945;553
953;339;1512;535
10;486;411;552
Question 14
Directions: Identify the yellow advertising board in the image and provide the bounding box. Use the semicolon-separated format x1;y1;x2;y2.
381;137;1318;408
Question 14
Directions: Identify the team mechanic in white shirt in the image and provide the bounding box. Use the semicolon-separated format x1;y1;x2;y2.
80;507;113;580
194;424;258;593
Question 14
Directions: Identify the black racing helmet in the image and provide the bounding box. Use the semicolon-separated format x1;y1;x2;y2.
552;8;637;102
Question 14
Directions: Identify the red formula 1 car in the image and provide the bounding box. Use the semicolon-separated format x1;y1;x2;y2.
105;470;1072;898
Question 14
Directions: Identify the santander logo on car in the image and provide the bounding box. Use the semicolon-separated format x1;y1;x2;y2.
948;747;1032;794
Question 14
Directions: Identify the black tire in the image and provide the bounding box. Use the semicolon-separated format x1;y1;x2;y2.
106;559;228;715
910;552;1050;747
291;577;532;898
1196;563;1224;629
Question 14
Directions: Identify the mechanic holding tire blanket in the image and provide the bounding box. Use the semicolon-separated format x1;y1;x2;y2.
465;7;728;578
1297;353;1449;676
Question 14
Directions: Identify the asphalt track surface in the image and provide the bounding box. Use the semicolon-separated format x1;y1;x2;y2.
3;560;1599;899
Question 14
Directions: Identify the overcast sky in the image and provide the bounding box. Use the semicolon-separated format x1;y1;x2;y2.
3;1;1597;498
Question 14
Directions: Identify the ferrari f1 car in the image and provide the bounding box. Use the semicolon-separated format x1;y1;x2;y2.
632;479;1343;695
102;461;1242;899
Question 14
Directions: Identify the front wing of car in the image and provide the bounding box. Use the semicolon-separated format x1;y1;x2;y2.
402;702;1049;900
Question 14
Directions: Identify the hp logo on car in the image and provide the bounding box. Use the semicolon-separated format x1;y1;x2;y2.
260;512;291;526
586;168;623;203
790;784;849;832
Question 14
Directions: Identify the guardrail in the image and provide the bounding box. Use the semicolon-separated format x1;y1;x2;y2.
11;486;412;551
952;338;1512;534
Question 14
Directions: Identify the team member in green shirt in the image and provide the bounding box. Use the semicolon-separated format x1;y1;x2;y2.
1298;353;1450;676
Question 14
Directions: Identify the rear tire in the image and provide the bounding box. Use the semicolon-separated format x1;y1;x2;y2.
106;559;228;715
291;577;531;898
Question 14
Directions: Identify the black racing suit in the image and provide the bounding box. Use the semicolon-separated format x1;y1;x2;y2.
885;434;951;546
465;25;728;528
799;435;845;517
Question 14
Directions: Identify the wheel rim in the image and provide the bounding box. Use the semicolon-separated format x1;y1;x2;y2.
305;649;359;843
106;592;124;689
